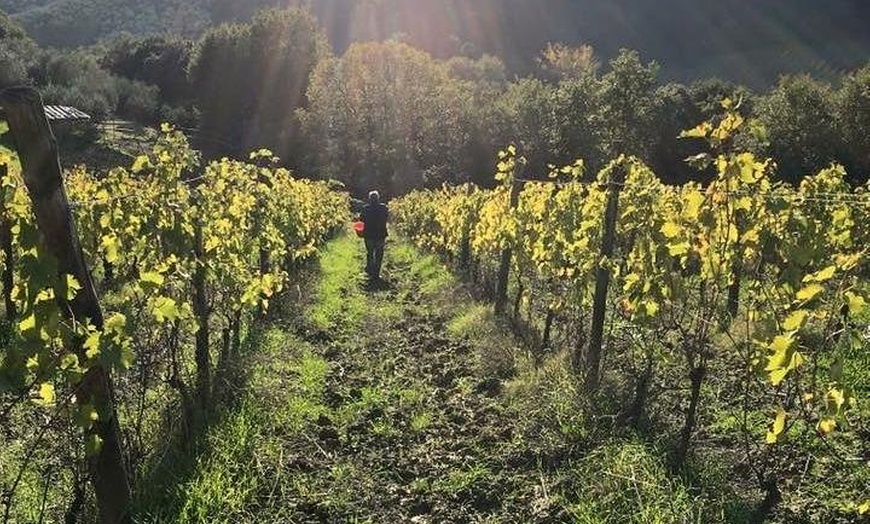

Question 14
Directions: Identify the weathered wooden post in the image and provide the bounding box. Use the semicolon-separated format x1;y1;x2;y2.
494;178;522;315
0;87;132;524
576;164;626;395
188;171;211;412
457;184;473;272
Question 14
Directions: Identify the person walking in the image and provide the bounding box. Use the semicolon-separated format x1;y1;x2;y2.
361;190;388;280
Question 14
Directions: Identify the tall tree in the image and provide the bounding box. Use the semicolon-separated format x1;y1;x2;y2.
837;65;870;184
190;7;328;160
0;11;37;89
756;75;841;184
101;34;194;105
597;49;660;159
301;40;474;196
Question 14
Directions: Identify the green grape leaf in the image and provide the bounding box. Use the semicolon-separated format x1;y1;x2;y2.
139;271;165;292
845;292;867;315
85;434;103;457
74;404;99;429
152;296;179;323
104;313;127;333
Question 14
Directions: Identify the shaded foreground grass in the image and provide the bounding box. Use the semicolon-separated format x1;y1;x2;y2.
134;234;748;523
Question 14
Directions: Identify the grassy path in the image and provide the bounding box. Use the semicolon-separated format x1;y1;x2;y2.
137;235;721;524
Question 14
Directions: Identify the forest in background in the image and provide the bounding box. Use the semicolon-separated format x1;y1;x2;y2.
1;4;869;197
2;0;870;88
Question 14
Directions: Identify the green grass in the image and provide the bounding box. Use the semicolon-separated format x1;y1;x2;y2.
134;235;807;523
561;442;730;524
307;234;368;332
135;326;325;523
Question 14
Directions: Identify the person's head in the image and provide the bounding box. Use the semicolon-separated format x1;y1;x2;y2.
368;190;380;204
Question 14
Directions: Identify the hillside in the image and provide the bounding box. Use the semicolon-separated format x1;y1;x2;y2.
2;0;869;87
0;0;209;45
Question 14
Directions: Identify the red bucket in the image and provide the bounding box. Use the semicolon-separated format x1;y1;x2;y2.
353;221;365;238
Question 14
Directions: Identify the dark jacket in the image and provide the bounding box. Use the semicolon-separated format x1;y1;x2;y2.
362;203;388;240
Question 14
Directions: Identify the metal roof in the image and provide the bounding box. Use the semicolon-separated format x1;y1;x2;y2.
44;105;91;121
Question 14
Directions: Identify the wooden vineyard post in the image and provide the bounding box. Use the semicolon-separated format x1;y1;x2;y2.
576;164;626;395
727;259;742;319
0;87;132;524
188;172;211;412
458;184;472;273
494;178;522;315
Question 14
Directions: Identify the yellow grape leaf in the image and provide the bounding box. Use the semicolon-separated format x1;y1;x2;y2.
740;228;759;245
63;274;82;300
795;283;824;303
680;122;712;139
18;313;37;335
828;388;847;410
643;301;660;317
682;190;704;219
204;235;221;253
139;271;165;291
727;224;739;243
661;221;681;239
733;196;753;211
858;500;870;515
782;310;809;331
789;351;805;372
768;368;788;387
84;331;101;359
104;313;127;333
765;408;787;444
804;265;836;283
818;417;836;435
131;155;151;173
765;335;794;372
834;253;861;271
668;241;690;257
101;235;120;264
37;383;55;405
739;156;758;183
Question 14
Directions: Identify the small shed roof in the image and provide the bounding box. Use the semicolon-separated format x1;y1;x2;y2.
44;105;90;122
